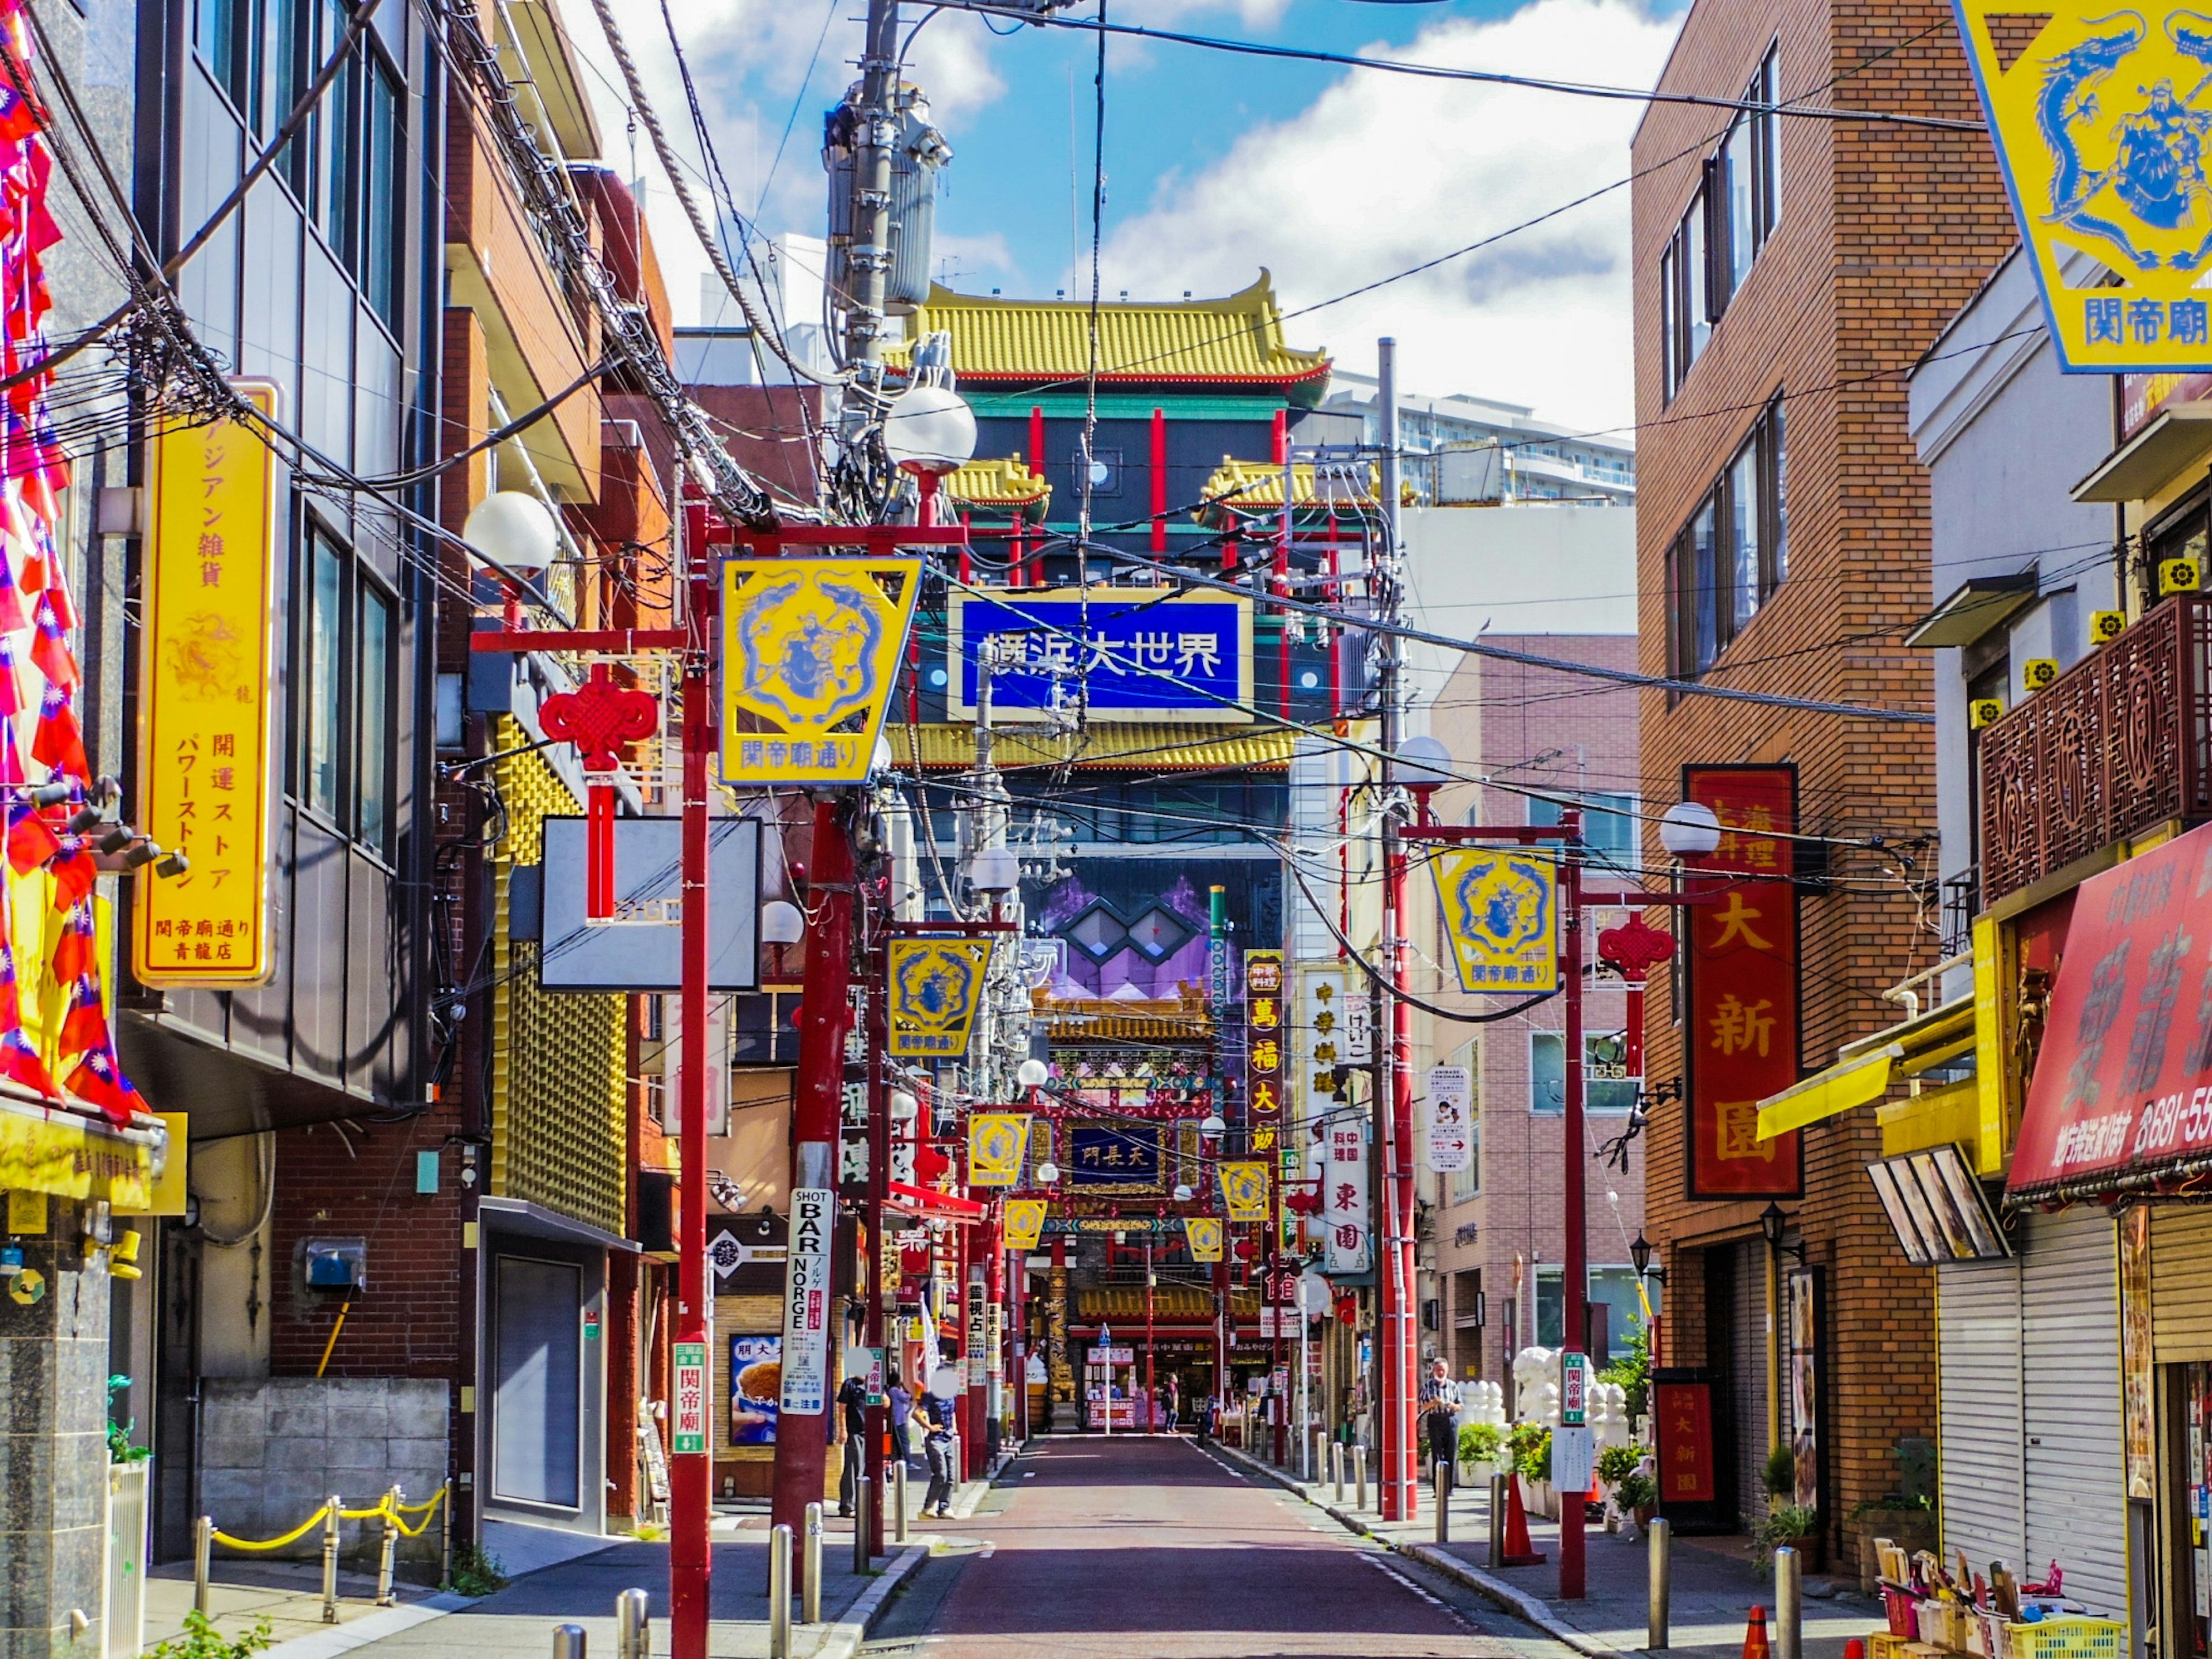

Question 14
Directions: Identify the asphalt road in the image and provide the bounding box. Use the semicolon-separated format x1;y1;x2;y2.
864;1435;1579;1659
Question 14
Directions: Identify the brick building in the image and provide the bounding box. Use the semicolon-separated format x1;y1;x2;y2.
1628;0;2013;1563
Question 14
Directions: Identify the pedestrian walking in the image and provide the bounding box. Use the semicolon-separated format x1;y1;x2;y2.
888;1369;914;1469
835;1369;868;1517
1165;1374;1181;1433
1419;1358;1460;1489
917;1389;956;1517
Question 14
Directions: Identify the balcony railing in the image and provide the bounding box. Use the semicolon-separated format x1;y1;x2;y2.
1978;593;2212;904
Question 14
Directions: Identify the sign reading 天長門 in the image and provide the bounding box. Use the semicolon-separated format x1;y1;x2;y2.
948;588;1251;721
1957;0;2212;370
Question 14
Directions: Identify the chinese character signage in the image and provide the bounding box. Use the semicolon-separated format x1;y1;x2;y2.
673;1341;708;1453
948;588;1252;722
1955;0;2212;372
967;1112;1029;1187
1221;1161;1270;1222
1654;1378;1716;1503
1323;1120;1370;1273
1184;1217;1223;1262
1685;764;1801;1199
778;1187;834;1415
1066;1123;1164;1190
728;1334;780;1445
1246;949;1283;1116
135;387;281;986
887;938;993;1056
1002;1198;1048;1254
1297;967;1353;1111
1434;849;1559;993
719;558;920;786
2008;817;2212;1193
1426;1065;1473;1173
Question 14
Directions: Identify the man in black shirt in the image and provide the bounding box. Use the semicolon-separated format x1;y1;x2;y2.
835;1370;869;1517
915;1389;956;1518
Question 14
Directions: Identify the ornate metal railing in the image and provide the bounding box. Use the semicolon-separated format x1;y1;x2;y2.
1979;593;2212;904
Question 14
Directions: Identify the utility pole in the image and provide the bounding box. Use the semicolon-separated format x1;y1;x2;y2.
844;0;900;372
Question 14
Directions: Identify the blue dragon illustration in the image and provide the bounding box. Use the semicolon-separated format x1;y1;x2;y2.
2036;13;2154;267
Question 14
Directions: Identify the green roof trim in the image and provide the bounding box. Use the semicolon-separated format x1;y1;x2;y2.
967;393;1291;421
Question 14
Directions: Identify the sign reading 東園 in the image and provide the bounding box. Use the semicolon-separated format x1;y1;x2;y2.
1323;1120;1370;1273
1434;849;1559;993
720;558;921;787
136;387;282;986
947;588;1252;721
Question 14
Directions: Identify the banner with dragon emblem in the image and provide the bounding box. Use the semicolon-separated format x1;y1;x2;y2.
967;1113;1030;1187
1219;1161;1271;1222
1433;848;1558;994
719;558;920;786
1002;1199;1048;1254
1184;1217;1223;1262
1958;0;2212;369
886;938;993;1057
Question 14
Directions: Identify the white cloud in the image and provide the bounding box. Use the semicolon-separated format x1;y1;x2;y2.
1095;0;1684;435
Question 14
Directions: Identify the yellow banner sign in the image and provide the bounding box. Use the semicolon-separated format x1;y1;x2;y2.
1002;1198;1048;1254
720;558;921;786
1184;1217;1223;1262
1434;848;1558;994
887;938;993;1057
0;1101;155;1208
967;1112;1029;1187
1220;1161;1270;1222
1960;0;2212;371
135;388;280;985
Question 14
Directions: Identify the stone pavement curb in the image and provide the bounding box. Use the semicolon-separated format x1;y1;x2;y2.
1210;1441;1621;1659
253;1594;479;1659
803;1543;933;1659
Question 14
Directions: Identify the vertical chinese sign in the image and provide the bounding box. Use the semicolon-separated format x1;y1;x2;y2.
1245;949;1286;1244
135;388;281;985
1323;1119;1370;1273
779;1186;834;1415
1653;1377;1716;1505
1683;764;1801;1199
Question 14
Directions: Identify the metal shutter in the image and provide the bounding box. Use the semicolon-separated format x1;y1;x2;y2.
493;1256;584;1508
2020;1209;2126;1615
1732;1238;1768;1522
1938;1253;2024;1573
2153;1207;2212;1362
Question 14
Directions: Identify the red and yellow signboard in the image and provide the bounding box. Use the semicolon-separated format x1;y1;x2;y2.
1653;1379;1716;1502
1684;764;1801;1199
1245;949;1282;1117
134;388;280;986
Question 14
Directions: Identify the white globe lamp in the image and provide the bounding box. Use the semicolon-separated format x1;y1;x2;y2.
463;490;559;578
882;384;977;477
1659;801;1724;861
759;899;805;945
1017;1058;1050;1089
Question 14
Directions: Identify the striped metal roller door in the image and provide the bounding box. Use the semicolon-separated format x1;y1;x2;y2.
2020;1209;2126;1613
1938;1253;2024;1573
2153;1206;2212;1362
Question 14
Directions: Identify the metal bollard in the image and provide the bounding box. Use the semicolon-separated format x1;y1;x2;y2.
1775;1546;1802;1659
853;1475;871;1574
1490;1473;1509;1571
552;1626;586;1659
893;1460;908;1544
615;1588;649;1659
321;1495;342;1624
1434;1463;1451;1543
1648;1516;1673;1650
802;1502;823;1625
376;1486;400;1607
1354;1445;1368;1511
193;1516;213;1618
1331;1441;1344;1503
768;1525;793;1659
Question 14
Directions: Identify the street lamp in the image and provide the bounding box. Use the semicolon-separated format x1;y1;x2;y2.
1629;1232;1654;1279
1658;801;1723;861
1396;734;1454;821
1199;1112;1227;1139
1034;1161;1059;1185
1016;1058;1049;1089
967;845;1020;896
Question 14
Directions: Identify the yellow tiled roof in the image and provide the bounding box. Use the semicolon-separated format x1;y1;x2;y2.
942;456;1050;516
1199;458;1385;514
893;272;1330;387
893;722;1294;771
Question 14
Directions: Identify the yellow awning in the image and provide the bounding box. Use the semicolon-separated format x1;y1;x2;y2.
1878;1080;1982;1158
1757;1051;1895;1139
0;1092;164;1207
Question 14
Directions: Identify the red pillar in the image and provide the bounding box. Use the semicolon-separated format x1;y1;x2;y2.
1149;407;1167;554
1560;825;1590;1597
1028;406;1047;588
865;943;888;1563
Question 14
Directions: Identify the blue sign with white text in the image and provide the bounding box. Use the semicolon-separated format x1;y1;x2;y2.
949;588;1251;720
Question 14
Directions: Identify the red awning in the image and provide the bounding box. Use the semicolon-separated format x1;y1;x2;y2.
2009;818;2212;1199
885;1181;988;1224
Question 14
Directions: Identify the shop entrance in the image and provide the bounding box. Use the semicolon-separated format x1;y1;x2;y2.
2165;1362;2212;1657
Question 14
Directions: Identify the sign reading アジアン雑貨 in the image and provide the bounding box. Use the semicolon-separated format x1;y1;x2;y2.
134;387;281;986
1684;764;1802;1199
2007;819;2212;1196
778;1187;834;1415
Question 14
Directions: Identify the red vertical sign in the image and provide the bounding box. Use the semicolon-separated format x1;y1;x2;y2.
1653;1380;1716;1502
1684;764;1802;1199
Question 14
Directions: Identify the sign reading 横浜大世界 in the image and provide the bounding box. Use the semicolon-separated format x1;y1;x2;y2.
947;588;1252;722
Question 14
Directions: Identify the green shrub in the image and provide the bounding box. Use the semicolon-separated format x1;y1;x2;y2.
1512;1426;1552;1484
1459;1422;1505;1463
149;1612;272;1659
1596;1442;1646;1487
447;1543;507;1599
1597;1325;1652;1420
1755;1503;1820;1556
1762;1444;1796;1498
1614;1471;1657;1512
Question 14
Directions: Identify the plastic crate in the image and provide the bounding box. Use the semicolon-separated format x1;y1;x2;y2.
1872;1630;1914;1659
2004;1618;2127;1659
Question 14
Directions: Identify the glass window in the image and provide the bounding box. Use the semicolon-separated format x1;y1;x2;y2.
1668;397;1787;681
1527;791;1638;867
1725;116;1756;293
1755;47;1781;240
1535;1265;1649;1356
315;0;356;257
357;585;392;854
1531;1031;1565;1116
361;63;400;324
1730;440;1761;634
304;533;344;819
1531;1030;1637;1116
1767;397;1789;587
1692;497;1719;673
1684;194;1711;361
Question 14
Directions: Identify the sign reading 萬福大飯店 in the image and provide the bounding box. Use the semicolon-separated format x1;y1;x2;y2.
948;588;1251;721
1684;764;1802;1200
2008;818;2212;1196
135;388;281;987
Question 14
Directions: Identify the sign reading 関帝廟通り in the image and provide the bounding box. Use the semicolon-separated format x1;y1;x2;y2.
886;938;993;1057
1953;0;2212;373
1434;849;1558;994
948;588;1251;721
1684;764;1801;1200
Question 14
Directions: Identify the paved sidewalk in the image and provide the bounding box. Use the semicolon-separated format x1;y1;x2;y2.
1217;1442;1883;1659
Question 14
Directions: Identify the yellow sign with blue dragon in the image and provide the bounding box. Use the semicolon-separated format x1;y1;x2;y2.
886;938;995;1057
1434;848;1558;993
1957;0;2212;369
719;558;921;785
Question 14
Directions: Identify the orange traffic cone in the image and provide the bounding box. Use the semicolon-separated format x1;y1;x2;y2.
1743;1607;1771;1659
1845;1640;1866;1659
1499;1475;1547;1567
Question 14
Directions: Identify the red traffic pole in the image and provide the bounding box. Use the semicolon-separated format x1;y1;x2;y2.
1560;809;1588;1600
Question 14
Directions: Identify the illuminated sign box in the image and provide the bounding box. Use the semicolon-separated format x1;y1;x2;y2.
948;588;1252;722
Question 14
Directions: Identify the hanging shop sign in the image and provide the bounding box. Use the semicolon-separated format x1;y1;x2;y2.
1001;1198;1048;1254
2006;818;2212;1197
947;588;1252;722
966;1277;987;1386
1064;1123;1165;1190
1246;949;1283;1116
727;1334;780;1446
1185;1217;1223;1262
1297;966;1354;1110
1323;1119;1370;1274
1220;1160;1271;1222
1426;1065;1472;1174
887;938;994;1057
778;1187;834;1415
719;558;921;787
966;1113;1029;1187
1434;849;1559;993
1955;0;2212;372
1683;764;1802;1199
135;387;282;987
1654;1377;1717;1503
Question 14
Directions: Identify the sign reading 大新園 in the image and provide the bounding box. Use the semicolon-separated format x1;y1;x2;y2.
947;588;1252;722
1434;848;1558;993
1955;0;2212;372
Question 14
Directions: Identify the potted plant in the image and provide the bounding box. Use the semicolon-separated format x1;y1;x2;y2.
1597;1442;1650;1528
1509;1423;1554;1517
1459;1421;1505;1486
1615;1471;1658;1532
1755;1502;1820;1569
